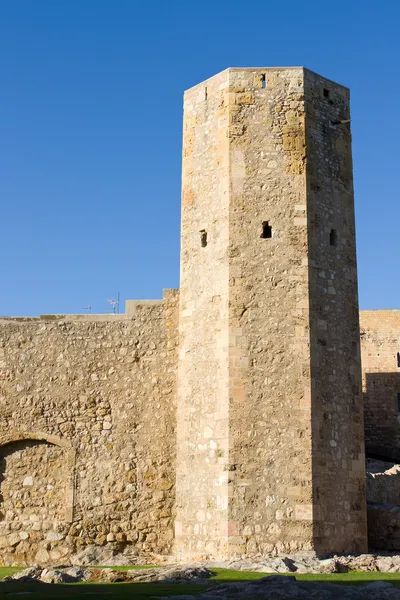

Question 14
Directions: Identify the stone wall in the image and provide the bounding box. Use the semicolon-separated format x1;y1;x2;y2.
360;310;400;460
359;308;400;550
175;66;367;561
0;440;66;523
1;67;396;566
367;504;400;550
0;289;179;565
175;69;231;561
365;461;400;550
304;70;367;552
227;67;314;558
367;463;400;506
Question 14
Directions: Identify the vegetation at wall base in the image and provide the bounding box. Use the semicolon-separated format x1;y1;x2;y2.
1;567;400;598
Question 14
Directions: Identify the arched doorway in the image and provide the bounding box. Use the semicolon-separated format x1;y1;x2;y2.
0;432;75;523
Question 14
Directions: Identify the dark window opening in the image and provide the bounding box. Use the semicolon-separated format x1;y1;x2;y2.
261;221;272;239
323;88;330;99
397;393;400;412
330;229;337;246
397;352;400;368
261;74;266;89
200;230;207;247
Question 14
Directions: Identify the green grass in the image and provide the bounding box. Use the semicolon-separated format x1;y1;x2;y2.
1;566;400;599
0;566;23;578
214;568;400;585
95;565;156;570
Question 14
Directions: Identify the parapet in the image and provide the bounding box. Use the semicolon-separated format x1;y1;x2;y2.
0;289;180;324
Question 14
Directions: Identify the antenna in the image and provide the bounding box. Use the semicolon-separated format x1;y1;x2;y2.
81;305;92;314
107;293;120;314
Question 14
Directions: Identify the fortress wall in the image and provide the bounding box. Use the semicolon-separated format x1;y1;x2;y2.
367;503;400;550
176;67;368;560
367;470;400;506
360;311;400;551
175;69;231;559
366;461;400;550
227;67;315;555
225;68;366;556
360;310;400;460
304;70;367;552
0;289;179;565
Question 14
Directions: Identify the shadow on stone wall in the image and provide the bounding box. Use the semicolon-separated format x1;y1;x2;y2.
0;439;66;523
0;434;76;564
364;372;400;462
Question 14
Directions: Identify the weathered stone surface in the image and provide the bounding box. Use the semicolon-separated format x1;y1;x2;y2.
176;67;366;561
4;565;213;585
11;566;43;580
0;66;396;566
96;565;214;583
360;311;400;462
365;460;400;551
207;554;400;574
69;544;154;566
40;568;81;583
5;565;91;583
0;290;178;565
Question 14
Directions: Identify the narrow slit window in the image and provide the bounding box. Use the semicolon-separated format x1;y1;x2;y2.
397;393;400;412
397;352;400;368
200;230;207;247
330;229;337;246
261;221;272;239
323;88;330;99
261;74;266;89
204;87;208;101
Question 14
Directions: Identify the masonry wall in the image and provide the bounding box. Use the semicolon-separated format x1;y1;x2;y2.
367;469;400;506
366;461;400;551
1;66;391;566
367;504;400;550
227;68;314;556
360;310;400;460
175;69;231;559
176;68;315;560
175;67;367;561
304;70;367;552
0;289;178;565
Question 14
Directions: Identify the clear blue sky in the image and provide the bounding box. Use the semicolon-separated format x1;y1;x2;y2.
1;0;399;315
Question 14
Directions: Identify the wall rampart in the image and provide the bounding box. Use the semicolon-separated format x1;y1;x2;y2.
2;65;400;565
175;66;367;560
360;310;400;461
0;289;179;565
304;69;367;553
360;312;400;550
366;461;400;550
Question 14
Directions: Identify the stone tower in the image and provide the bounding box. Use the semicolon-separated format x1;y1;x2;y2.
175;67;367;560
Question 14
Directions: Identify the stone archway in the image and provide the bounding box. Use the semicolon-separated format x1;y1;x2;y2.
0;431;76;523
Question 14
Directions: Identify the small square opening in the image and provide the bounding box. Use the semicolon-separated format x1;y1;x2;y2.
261;221;272;239
323;88;330;99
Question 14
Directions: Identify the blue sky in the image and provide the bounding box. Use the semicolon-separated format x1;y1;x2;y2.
1;0;399;315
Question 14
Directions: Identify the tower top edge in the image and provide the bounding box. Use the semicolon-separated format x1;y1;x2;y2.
184;66;349;94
